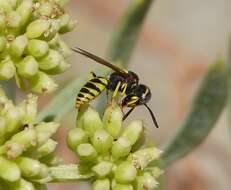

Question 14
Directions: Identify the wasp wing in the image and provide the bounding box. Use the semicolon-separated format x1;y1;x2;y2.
72;47;128;77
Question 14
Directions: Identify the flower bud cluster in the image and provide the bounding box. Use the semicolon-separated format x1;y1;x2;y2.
0;0;76;93
0;87;61;189
67;103;163;190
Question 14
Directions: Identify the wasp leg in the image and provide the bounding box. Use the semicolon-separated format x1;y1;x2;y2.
112;81;121;99
121;83;127;97
123;107;135;121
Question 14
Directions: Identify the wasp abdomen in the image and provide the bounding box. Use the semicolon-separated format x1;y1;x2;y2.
76;77;108;109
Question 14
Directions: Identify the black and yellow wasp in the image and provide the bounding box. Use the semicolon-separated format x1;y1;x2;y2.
72;47;159;128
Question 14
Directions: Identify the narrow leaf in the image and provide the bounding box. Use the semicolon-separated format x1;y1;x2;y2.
161;59;228;167
38;0;154;122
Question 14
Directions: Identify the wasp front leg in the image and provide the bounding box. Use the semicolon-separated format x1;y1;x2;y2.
112;81;121;100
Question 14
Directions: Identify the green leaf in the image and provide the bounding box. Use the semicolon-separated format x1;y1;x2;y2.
38;0;154;122
49;164;93;182
227;40;231;131
161;58;228;167
106;0;153;63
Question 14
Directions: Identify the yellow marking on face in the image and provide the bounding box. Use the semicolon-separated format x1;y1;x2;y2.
144;88;149;97
127;96;139;106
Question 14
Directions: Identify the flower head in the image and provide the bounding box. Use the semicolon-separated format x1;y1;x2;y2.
0;87;61;189
0;0;75;93
67;103;163;190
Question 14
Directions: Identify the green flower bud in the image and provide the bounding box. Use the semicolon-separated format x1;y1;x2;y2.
67;128;88;151
37;139;57;157
31;163;49;179
58;13;70;32
29;71;58;93
135;172;158;190
26;19;50;39
45;58;70;75
27;39;49;58
91;129;113;154
9;35;28;57
114;161;137;183
111;137;131;159
92;178;110;190
40;153;63;166
145;167;164;179
3;127;36;158
17;56;39;78
81;106;103;136
17;94;37;124
122;120;143;145
56;39;71;58
59;18;76;34
48;34;60;48
0;117;6;145
36;1;53;17
0;14;6;33
113;184;134;190
0;36;7;53
8;0;17;9
16;0;33;27
42;19;60;41
3;103;22;135
103;103;123;138
0;156;21;182
38;49;62;70
35;122;59;146
10;179;35;190
0;57;16;80
7;11;22;28
92;161;113;178
129;148;162;170
0;0;13;12
15;157;41;178
76;143;97;162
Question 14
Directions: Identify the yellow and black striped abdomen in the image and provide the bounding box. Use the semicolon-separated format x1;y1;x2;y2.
76;77;108;109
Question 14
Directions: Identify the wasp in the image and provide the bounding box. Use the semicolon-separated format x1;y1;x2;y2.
72;47;159;128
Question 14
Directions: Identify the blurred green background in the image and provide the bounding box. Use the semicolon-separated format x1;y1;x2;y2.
42;0;231;189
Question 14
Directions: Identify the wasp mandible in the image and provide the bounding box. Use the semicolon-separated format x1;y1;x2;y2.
72;47;159;128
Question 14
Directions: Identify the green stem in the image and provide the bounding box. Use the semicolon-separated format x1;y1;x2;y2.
0;80;16;101
49;164;93;182
161;58;228;167
37;0;154;122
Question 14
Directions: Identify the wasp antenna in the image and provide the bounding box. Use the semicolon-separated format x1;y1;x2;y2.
123;107;135;121
72;47;128;77
144;103;159;128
